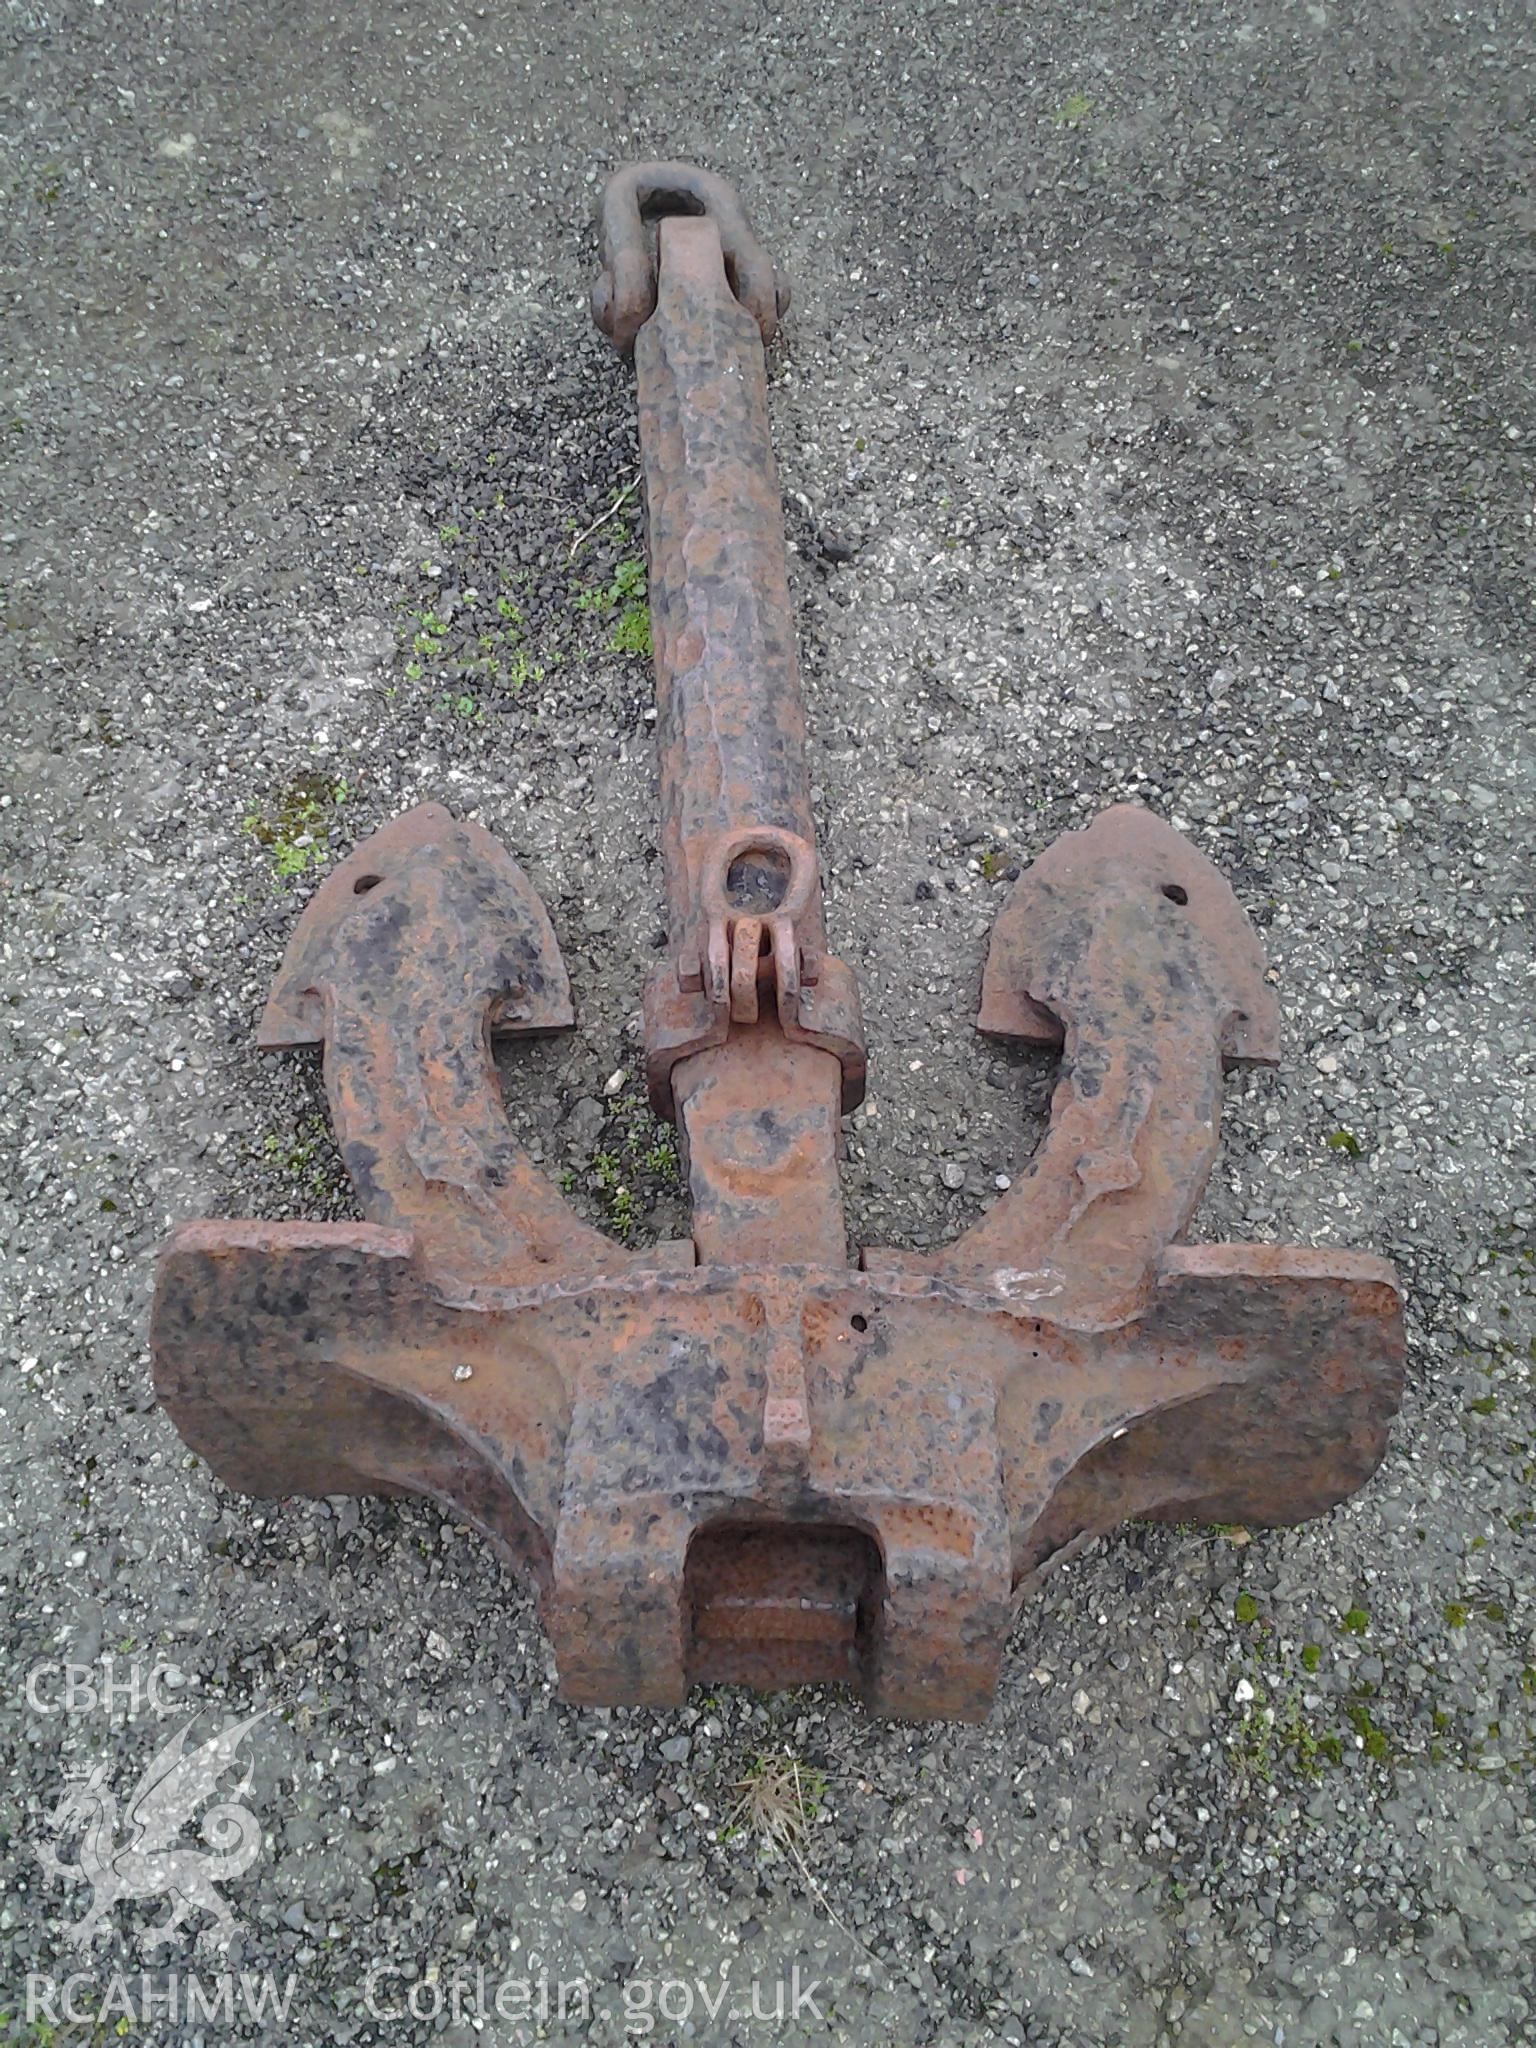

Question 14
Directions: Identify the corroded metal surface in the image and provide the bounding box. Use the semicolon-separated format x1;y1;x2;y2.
151;162;1406;1722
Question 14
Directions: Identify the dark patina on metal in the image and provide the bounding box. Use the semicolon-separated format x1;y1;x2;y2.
153;163;1404;1722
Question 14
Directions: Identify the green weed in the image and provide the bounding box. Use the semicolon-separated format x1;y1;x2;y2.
242;774;350;880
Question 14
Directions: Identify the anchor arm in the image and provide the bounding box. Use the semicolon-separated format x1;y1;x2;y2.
258;803;620;1284
937;806;1281;1324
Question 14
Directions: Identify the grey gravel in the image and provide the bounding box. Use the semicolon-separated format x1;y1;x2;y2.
2;1;1533;2044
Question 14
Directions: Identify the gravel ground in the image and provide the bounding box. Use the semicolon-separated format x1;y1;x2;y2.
3;1;1533;2042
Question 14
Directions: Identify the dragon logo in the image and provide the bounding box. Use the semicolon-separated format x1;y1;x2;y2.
36;1712;267;1953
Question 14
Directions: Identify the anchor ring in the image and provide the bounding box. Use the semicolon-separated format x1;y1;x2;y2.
591;160;790;354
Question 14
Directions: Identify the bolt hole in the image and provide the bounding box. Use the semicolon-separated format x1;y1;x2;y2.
850;1313;868;1333
1161;883;1189;905
354;874;384;895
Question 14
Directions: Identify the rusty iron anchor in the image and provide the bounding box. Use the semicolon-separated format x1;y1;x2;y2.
152;163;1404;1722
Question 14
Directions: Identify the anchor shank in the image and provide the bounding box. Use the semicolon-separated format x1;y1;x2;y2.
636;213;825;983
622;208;866;1127
628;208;860;1260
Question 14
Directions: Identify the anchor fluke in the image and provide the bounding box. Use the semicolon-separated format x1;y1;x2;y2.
977;803;1280;1069
258;801;575;1050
